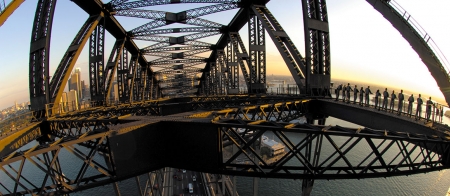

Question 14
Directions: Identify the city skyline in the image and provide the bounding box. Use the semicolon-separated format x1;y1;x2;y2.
0;0;449;109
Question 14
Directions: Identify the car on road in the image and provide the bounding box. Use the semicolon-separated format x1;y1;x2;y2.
192;175;196;182
182;169;186;173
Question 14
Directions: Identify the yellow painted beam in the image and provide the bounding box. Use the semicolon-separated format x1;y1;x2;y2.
0;122;41;156
0;0;25;27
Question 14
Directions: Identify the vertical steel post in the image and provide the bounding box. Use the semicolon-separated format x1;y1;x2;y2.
248;11;266;94
302;0;331;95
89;20;105;106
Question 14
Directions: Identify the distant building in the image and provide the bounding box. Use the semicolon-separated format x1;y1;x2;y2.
61;92;68;112
113;83;119;102
68;68;82;102
67;90;79;111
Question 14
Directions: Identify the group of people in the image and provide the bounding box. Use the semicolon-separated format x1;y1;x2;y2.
334;83;444;122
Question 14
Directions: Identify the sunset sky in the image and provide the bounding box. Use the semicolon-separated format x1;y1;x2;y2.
0;0;449;109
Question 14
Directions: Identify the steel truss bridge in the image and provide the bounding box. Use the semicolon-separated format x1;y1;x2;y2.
1;0;450;195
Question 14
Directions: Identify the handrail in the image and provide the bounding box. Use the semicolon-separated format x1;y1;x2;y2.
388;0;450;75
0;0;25;27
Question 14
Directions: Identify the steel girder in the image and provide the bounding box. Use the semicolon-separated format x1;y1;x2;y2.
251;5;306;90
28;0;57;118
142;45;211;54
133;27;220;37
128;55;139;102
216;49;228;95
116;4;238;21
132;63;142;101
0;129;118;195
48;14;103;114
134;31;221;43
89;20;106;105
226;39;239;90
131;18;222;35
216;119;450;179
144;67;153;100
248;11;266;93
111;0;240;11
302;0;331;95
104;39;126;104
117;47;130;103
208;100;309;122
229;32;251;88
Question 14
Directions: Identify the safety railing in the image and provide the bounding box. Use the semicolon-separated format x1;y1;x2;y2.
45;101;94;117
0;0;8;13
388;0;450;76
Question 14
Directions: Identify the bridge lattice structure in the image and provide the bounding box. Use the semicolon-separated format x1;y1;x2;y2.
1;0;450;195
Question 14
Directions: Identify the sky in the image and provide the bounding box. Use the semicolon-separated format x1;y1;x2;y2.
0;0;449;110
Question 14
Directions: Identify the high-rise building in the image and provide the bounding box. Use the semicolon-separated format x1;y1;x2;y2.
113;83;119;102
67;90;79;111
68;68;82;102
61;92;68;112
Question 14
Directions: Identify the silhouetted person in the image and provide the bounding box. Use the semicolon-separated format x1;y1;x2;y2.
335;84;343;101
382;88;389;111
436;106;440;122
346;83;352;103
397;90;404;115
365;86;373;106
407;94;414;117
389;90;396;112
353;85;359;104
440;106;444;122
336;84;342;101
359;87;365;106
415;94;423;120
375;90;381;110
426;97;433;121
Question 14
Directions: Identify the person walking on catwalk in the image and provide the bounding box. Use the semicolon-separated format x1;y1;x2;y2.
346;83;352;103
359;87;365;106
353;85;359;104
415;94;423;120
365;86;372;106
407;94;414;117
426;97;433;121
375;89;381;110
397;90;404;115
389;90;397;112
382;88;389;111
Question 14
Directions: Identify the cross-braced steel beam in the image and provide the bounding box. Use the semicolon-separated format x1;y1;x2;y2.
251;5;306;91
248;11;266;93
89;20;106;106
302;0;331;96
28;0;57;119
